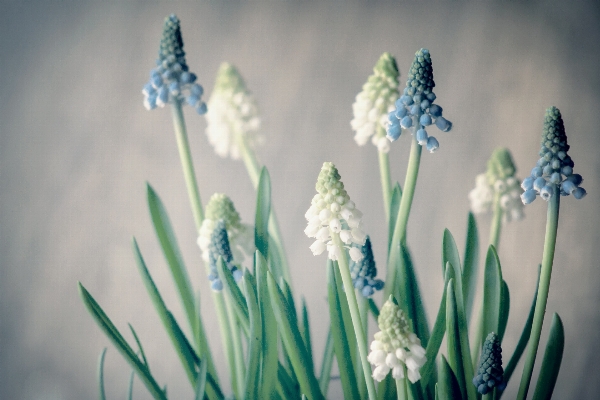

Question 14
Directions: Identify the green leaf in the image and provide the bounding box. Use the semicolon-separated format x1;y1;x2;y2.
256;252;279;399
243;270;262;400
78;283;167;400
498;280;510;342
195;358;208;400
327;261;360;400
216;257;250;336
267;270;325;400
532;313;564;400
482;245;502;342
318;329;334;396
442;229;462;279
445;279;467;400
146;184;196;335
387;183;402;257
377;375;396;400
438;355;463;400
301;297;314;372
255;167;271;260
462;212;479;323
127;370;135;400
368;298;380;319
129;324;149;371
98;348;107;400
502;265;540;390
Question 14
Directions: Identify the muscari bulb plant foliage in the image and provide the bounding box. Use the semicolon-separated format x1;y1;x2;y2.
78;14;586;400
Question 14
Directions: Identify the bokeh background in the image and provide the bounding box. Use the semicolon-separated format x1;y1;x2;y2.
1;1;599;399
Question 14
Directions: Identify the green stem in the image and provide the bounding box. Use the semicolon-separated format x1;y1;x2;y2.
237;134;291;284
396;370;408;400
213;292;236;396
170;101;204;230
489;193;503;251
384;133;423;299
357;293;369;399
377;127;393;220
224;292;246;399
517;193;560;400
332;233;378;400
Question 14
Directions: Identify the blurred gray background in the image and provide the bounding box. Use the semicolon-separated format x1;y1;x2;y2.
1;1;599;399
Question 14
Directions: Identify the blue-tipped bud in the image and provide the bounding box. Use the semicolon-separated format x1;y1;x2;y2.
196;102;208;115
426;92;436;102
426;136;439;153
435;116;452;132
400;116;413;129
429;104;442;117
208;219;238;291
400;95;413;106
533;177;546;191
566;174;583;186
561;180;576;194
187;95;199;107
387;123;401;141
540;185;554;201
410;104;420;115
531;166;543;178
190;83;204;97
420;99;430;110
416;129;428;145
549;172;562;184
210;279;223;291
395;107;408;119
573;187;587;199
521;176;534;191
521;189;536;204
349;237;384;298
473;333;504;395
420;114;433;126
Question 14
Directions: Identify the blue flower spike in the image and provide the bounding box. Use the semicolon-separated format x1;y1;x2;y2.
349;236;384;298
473;332;506;395
520;107;586;205
207;219;243;291
385;48;452;152
142;14;207;114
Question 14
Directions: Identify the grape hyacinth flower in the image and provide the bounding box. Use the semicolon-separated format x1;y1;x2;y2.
386;48;452;152
351;52;400;153
205;62;263;160
473;332;505;395
521;107;586;204
142;14;207;114
367;298;427;383
198;193;254;266
469;148;524;223
207;219;243;291
305;162;366;262
349;236;384;297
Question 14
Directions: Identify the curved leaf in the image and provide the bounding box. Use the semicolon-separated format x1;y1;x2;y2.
438;355;462;400
255;167;271;260
532;313;564;400
98;348;107;400
462;212;479;323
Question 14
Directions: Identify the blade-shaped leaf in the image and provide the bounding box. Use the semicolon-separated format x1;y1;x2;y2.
267;271;325;400
442;229;461;278
498;280;510;342
243;270;262;400
98;348;107;400
438;355;463;400
532;313;564;400
78;283;167;400
462;212;479;323
195;358;208;400
146;184;196;335
482;245;503;342
129;324;149;371
318;329;334;395
327;261;360;400
387;183;402;257
368;298;380;319
301;297;314;371
217;257;250;336
255;167;271;260
127;370;134;400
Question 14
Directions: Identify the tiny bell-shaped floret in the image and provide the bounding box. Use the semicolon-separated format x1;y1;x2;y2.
142;15;207;113
367;298;426;383
349;236;384;297
472;332;505;394
305;162;366;262
386;49;452;151
205;63;263;160
351;53;400;153
521;107;587;204
207;220;243;291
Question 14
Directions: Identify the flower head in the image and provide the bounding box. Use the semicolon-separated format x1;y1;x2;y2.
367;298;426;383
207;219;243;291
520;107;586;204
469;148;524;222
204;62;263;160
351;53;400;153
142;15;207;113
473;332;506;394
197;193;254;266
349;236;384;297
386;49;452;152
305;162;366;262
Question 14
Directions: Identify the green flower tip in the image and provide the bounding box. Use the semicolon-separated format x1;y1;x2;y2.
406;48;434;95
316;162;348;199
159;14;187;68
376;299;414;351
486;147;517;183
540;106;568;157
374;52;399;80
205;193;242;230
214;62;247;92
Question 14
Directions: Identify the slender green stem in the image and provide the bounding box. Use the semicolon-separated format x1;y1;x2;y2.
170;101;204;230
213;292;236;396
489;193;503;251
357;293;369;399
517;193;560;400
384;132;423;299
396;369;408;400
377;127;393;220
224;292;246;399
236;134;292;284
483;393;492;400
333;233;377;400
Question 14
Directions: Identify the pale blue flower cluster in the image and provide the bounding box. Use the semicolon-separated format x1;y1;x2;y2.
142;14;207;114
473;333;506;394
520;107;586;204
349;236;384;297
208;219;242;291
386;48;452;153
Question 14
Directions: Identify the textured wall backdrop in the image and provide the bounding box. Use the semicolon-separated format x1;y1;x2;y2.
1;1;599;399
